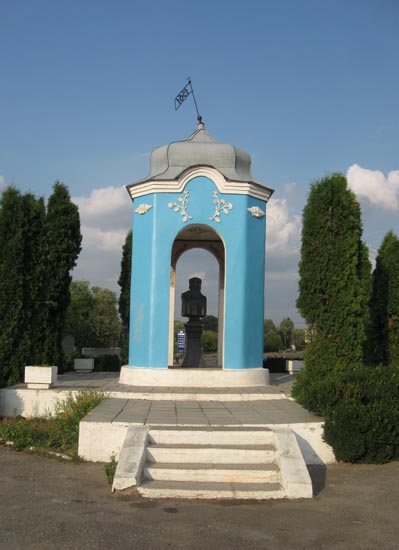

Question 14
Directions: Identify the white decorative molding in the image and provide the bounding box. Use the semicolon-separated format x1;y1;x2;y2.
168;190;193;222
248;206;265;218
210;190;233;223
127;166;273;202
134;203;153;215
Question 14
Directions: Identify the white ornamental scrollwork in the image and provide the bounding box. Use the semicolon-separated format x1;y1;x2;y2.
247;206;265;218
134;203;153;215
168;190;193;223
210;190;233;223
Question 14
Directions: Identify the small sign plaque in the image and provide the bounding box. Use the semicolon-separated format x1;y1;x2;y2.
177;329;185;353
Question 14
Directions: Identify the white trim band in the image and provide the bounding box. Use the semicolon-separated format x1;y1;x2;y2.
127;167;273;202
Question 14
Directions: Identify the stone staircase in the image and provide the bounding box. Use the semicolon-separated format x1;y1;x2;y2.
133;426;312;499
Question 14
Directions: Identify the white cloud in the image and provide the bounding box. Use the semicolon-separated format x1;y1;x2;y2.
347;164;399;211
72;185;132;232
80;225;127;252
71;185;132;292
0;175;6;190
266;197;301;256
365;243;378;269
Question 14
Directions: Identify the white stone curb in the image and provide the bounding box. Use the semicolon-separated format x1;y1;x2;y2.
273;427;313;498
112;426;149;492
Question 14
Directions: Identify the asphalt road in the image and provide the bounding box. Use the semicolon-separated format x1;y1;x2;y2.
1;446;398;550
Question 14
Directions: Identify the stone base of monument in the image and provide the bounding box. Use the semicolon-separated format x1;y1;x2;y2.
119;366;270;387
181;319;206;368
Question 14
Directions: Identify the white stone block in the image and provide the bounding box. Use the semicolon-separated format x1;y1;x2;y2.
74;358;94;372
273;427;313;498
287;360;304;374
119;365;270;387
24;366;58;389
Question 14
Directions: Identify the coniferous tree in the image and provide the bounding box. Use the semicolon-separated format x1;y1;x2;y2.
16;194;47;366
293;173;368;414
0;183;80;384
0;187;26;385
368;231;399;366
118;230;132;363
41;182;81;367
118;230;132;332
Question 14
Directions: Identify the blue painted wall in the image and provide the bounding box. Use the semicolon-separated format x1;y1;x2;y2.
128;175;266;370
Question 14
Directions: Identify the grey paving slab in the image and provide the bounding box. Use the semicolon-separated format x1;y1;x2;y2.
88;397;318;426
71;366;320;429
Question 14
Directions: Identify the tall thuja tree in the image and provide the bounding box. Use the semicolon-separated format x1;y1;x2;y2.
0;188;26;385
368;231;399;366
118;230;132;360
15;194;47;367
293;173;369;415
41;182;81;368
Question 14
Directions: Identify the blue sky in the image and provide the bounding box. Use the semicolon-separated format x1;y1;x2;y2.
1;0;398;326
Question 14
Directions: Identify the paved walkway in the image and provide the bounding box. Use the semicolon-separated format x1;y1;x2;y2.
84;395;320;426
56;371;319;426
9;370;318;425
34;371;297;396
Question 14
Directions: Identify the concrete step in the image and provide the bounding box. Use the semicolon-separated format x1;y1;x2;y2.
143;462;281;483
138;480;285;499
149;427;274;446
110;389;288;402
146;444;276;464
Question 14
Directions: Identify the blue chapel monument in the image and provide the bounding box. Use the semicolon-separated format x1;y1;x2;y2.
119;122;274;387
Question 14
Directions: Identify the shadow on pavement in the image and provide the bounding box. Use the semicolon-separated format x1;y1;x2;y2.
307;463;327;496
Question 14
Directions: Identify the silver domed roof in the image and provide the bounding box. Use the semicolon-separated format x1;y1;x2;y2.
137;123;254;183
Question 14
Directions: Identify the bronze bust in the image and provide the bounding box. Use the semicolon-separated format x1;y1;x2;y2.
181;277;207;319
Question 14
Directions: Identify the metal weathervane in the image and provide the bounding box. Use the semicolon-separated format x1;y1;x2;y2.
174;77;203;124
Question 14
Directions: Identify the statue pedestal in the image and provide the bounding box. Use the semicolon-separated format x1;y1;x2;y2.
181;318;206;368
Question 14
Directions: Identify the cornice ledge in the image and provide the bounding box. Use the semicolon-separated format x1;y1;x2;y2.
127;166;273;202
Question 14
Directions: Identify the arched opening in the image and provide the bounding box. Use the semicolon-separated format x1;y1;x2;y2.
168;224;225;368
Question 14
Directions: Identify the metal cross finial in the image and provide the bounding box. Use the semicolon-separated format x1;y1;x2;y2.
174;77;204;125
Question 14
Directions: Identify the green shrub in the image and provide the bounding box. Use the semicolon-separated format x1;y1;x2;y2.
323;364;399;463
94;354;120;372
104;455;118;484
202;330;218;353
0;417;57;451
291;361;348;417
0;391;104;457
50;391;104;454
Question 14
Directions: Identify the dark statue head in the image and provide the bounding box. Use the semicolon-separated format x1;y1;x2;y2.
189;277;202;292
